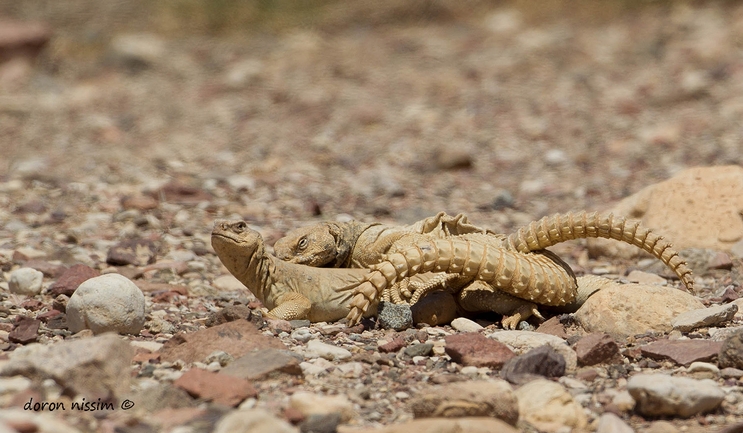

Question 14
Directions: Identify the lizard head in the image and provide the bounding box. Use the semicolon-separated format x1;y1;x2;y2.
273;223;338;267
211;220;264;278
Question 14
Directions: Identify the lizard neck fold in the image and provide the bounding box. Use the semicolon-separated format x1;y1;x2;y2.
331;221;380;268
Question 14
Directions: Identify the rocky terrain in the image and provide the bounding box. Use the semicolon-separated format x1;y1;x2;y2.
1;0;743;432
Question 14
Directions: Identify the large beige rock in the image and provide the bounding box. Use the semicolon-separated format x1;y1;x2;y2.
588;165;743;258
575;280;704;339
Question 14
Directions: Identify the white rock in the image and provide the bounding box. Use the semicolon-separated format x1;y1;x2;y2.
8;267;43;296
596;412;634;433
672;303;738;332
688;362;720;375
627;373;724;417
291;328;314;343
450;317;483;332
488;330;577;372
515;379;587;432
306;339;352;361
66;274;146;335
213;274;247;292
213;409;297;433
289;391;355;422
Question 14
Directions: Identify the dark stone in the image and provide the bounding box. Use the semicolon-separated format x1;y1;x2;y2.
404;343;434;358
574;333;619;366
48;264;100;296
719;330;743;369
106;238;157;266
299;413;342;433
205;305;252;327
377;301;413;331
500;345;566;384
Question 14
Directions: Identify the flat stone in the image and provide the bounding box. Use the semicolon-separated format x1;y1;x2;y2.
574;282;704;339
213;408;298;433
500;345;566;384
8;317;40;345
515;379;587;432
47;264;100;297
307;339;352;361
640;339;723;366
173;368;257;407
626;270;666;285
1;333;133;399
290;391;355;423
535;316;567;339
409;380;518;425
378;337;406;353
627;373;724;417
574;333;619;366
671;303;738;332
444;333;515;368
220;348;302;380
488;330;577;372
340;417;518;433
106;238;157;266
450;317;484;333
160;319;285;363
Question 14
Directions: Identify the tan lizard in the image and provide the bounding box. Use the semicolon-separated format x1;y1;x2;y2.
212;219;579;326
343;211;695;324
274;212;577;327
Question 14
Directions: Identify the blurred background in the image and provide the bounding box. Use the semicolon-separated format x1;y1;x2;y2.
1;0;742;230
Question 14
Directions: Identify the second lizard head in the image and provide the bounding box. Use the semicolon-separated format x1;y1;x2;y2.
274;223;341;267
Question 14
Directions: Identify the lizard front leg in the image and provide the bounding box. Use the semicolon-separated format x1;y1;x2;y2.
264;292;313;320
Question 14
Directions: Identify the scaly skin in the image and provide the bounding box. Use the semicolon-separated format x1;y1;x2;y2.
346;211;695;325
211;220;377;322
273;213;559;327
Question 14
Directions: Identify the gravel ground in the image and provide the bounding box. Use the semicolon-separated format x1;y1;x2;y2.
1;1;743;432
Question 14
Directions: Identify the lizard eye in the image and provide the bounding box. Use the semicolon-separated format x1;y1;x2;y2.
233;221;247;232
297;237;308;250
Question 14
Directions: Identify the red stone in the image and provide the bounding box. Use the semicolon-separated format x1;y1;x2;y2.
640;339;723;366
574;333;620;366
444;333;515;368
378;337;406;353
48;264;100;296
8;317;40;344
173;368;257;407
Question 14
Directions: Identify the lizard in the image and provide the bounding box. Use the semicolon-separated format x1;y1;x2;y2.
274;211;694;327
340;211;695;325
274;212;574;327
211;219;580;326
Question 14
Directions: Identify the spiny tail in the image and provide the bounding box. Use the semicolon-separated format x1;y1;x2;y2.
505;211;695;293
